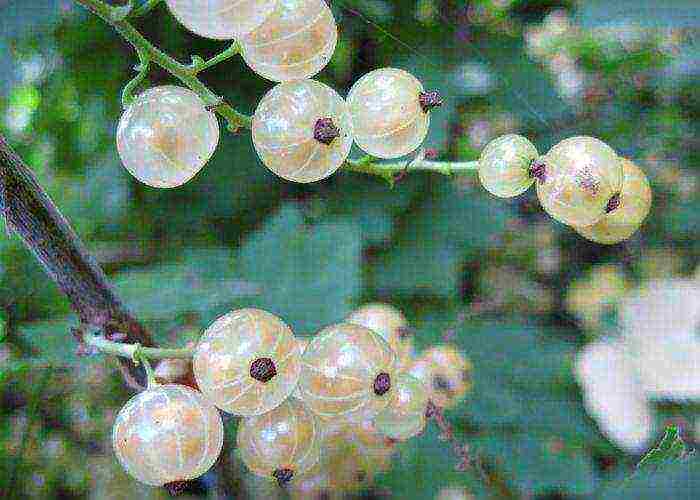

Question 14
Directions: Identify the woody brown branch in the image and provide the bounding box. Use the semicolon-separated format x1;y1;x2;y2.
0;133;153;387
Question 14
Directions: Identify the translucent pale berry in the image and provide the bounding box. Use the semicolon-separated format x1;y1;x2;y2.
575;158;652;244
193;308;301;416
290;422;393;497
374;373;428;440
252;80;353;183
116;86;219;188
347;68;440;159
291;337;310;400
298;323;398;419
346;303;414;370
237;398;321;483
112;384;224;486
534;136;623;227
478;134;539;198
240;0;337;82
165;0;275;39
408;345;472;409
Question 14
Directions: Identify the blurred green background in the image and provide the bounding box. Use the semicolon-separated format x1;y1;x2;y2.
0;0;698;498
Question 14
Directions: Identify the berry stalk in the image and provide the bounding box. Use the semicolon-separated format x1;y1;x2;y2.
344;155;479;186
74;0;252;131
83;332;194;360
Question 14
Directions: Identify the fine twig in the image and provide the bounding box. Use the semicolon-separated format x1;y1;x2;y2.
344;155;479;186
0;133;153;387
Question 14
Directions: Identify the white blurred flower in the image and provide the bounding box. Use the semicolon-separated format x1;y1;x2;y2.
575;339;654;452
452;62;495;95
620;279;700;400
436;486;475;500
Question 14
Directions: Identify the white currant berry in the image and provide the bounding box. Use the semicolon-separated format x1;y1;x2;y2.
165;0;276;40
575;158;652;244
534;136;623;227
240;0;337;82
373;373;428;440
112;384;224;486
252;80;353;183
193;308;301;416
237;398;321;484
478;134;539;198
298;323;398;419
116;86;219;188
346;303;414;370
347;68;441;159
408;345;472;409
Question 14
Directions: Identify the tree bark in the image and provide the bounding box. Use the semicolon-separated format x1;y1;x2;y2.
0;133;153;387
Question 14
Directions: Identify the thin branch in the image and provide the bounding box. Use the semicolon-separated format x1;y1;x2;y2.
74;0;252;132
344;155;479;186
84;333;194;360
0;133;153;386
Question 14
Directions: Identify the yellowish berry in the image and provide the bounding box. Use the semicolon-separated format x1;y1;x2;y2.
408;345;472;409
374;373;428;440
535;136;623;227
478;134;538;198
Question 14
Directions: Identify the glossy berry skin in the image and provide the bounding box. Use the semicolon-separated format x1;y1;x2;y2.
237;398;321;482
576;158;652;244
252;80;353;183
298;323;398;419
347;68;431;159
374;373;428;440
346;303;414;370
240;0;337;82
112;384;224;486
478;134;539;198
193;308;301;416
116;86;219;188
165;0;275;40
408;345;472;409
535;136;623;227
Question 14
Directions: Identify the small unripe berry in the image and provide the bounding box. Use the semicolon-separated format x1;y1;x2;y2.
237;399;321;483
165;0;276;40
240;0;337;82
575;158;652;244
347;68;439;159
193;308;301;416
252;80;353;183
298;323;398;419
408;345;472;409
374;373;428;440
112;384;224;486
478;134;539;198
346;303;414;370
535;136;623;227
116;86;219;188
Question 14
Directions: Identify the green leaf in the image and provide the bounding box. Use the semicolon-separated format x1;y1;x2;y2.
635;426;689;474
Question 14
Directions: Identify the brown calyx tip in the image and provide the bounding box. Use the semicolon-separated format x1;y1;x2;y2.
528;159;547;183
605;192;621;213
314;117;340;145
373;372;392;396
419;90;443;112
164;480;188;496
272;468;294;486
250;357;277;383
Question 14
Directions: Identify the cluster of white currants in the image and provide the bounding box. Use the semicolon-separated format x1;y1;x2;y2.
115;0;442;187
477;135;652;244
112;304;471;490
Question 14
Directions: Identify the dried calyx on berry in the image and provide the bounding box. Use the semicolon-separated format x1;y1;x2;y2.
373;372;392;395
250;357;277;383
314;117;341;145
529;158;547;183
419;90;443;112
164;481;188;496
272;467;294;486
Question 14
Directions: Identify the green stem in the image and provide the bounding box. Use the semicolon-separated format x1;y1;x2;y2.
74;0;251;131
344;156;479;186
83;333;194;360
190;42;241;74
129;0;162;18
